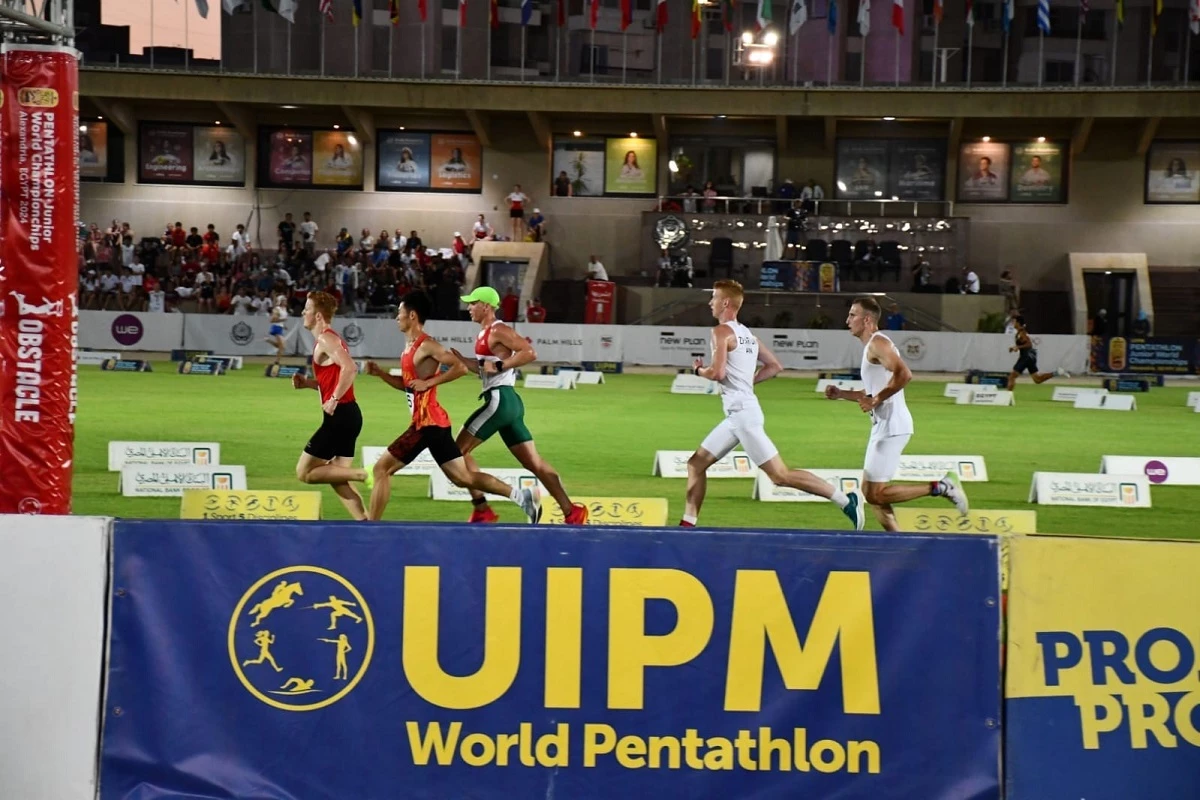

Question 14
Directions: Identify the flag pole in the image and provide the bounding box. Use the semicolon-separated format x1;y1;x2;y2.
355;20;360;77
184;0;190;70
252;0;257;73
894;24;899;87
487;17;492;80
321;12;326;75
826;32;832;85
1185;25;1192;86
623;31;628;83
1037;30;1044;85
556;18;562;82
932;19;938;87
1002;27;1009;86
521;26;527;81
657;27;662;84
1110;16;1118;84
457;14;463;77
591;27;596;82
1074;12;1083;85
692;36;697;85
421;21;426;79
966;23;973;86
861;26;867;86
287;18;292;75
150;0;155;69
389;17;395;78
1146;15;1153;86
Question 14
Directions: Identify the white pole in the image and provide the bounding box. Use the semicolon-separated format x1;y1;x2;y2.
793;29;799;85
622;31;627;83
861;28;867;86
521;26;527;81
966;24;973;86
1002;28;1009;86
931;21;938;86
287;19;292;75
389;19;395;78
1074;13;1083;85
591;27;596;81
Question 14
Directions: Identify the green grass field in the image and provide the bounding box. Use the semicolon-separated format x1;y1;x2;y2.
73;363;1200;539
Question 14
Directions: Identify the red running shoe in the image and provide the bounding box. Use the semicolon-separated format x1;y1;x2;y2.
469;506;500;523
563;504;590;525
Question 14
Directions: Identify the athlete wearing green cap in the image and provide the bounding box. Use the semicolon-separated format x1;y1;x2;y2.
450;285;589;526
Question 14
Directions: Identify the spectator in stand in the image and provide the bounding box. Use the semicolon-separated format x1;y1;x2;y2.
800;178;825;214
587;254;608;282
278;213;296;255
146;279;167;313
526;297;547;323
335;227;354;256
167;222;187;257
184;226;203;259
527;208;546;242
195;262;216;313
506;184;530;240
120;234;135;268
1133;310;1151;337
960;266;981;294
885;303;906;331
775;178;797;213
80;268;99;309
500;287;519;322
214;279;233;313
229;286;254;315
702;180;718;213
554;170;572;196
407;230;423;252
229;223;251;264
452;232;469;261
783;201;806;259
999;268;1020;313
911;257;932;292
299;211;319;256
358;228;374;254
392;228;407;252
471;214;493;244
99;267;119;310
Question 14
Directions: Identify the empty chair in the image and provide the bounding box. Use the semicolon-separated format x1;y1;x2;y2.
877;240;902;281
805;238;828;263
829;239;853;269
709;236;734;279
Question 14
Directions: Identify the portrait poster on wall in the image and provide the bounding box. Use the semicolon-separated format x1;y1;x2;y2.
957;141;1011;202
835;139;890;200
552;137;605;197
1010;141;1066;203
604;137;657;195
377;131;432;190
266;129;313;185
1145;141;1200;204
430;133;483;191
79;121;108;180
312;130;364;187
192;126;245;186
139;123;194;183
888;140;946;201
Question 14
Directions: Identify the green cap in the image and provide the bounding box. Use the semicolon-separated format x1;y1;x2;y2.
460;286;501;307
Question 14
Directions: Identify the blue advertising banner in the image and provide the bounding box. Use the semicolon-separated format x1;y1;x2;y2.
1089;335;1199;375
377;131;432;190
99;522;1001;800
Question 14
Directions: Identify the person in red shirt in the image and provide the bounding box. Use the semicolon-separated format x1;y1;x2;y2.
525;297;546;323
500;288;519;322
362;292;542;523
291;290;370;519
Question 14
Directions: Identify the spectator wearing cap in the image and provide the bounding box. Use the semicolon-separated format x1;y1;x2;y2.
526;297;547;323
453;232;469;261
527;209;546;243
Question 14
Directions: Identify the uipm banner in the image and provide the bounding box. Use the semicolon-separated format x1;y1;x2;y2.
99;521;1002;800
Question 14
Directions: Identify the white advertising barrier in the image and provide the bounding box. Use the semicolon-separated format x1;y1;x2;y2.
524;374;574;390
361;445;437;476
429;467;543;501
670;374;718;395
1188;391;1200;409
557;371;581;388
1075;393;1136;411
1029;472;1152;507
513;323;625;364
815;379;865;393
943;382;974;398
753;468;863;501
1100;456;1200;486
1052;386;1107;402
896;455;989;482
108;441;222;471
559;369;605;384
652;450;756;478
0;516;108;800
956;388;1015;406
77;350;119;366
119;464;248;496
79;310;184;352
184;313;308;357
960;332;1089;375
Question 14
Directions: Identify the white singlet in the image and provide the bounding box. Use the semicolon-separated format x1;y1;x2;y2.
717;320;760;414
860;331;914;482
699;320;779;467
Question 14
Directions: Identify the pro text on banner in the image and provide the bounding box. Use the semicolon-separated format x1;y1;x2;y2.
429;468;543;501
363;446;438;476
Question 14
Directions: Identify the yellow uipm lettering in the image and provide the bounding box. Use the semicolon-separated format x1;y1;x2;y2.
607;569;715;710
544;567;583;708
725;570;880;714
406;721;570;766
402;566;521;709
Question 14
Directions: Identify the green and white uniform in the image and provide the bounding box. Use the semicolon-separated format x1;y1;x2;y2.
463;321;534;446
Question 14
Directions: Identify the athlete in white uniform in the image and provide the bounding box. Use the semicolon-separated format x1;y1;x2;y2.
681;280;866;529
825;297;969;531
265;300;289;363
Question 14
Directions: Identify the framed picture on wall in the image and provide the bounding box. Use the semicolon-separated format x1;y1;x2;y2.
604;137;657;196
957;141;1011;203
1145;141;1200;204
552;137;605;197
835;139;890;200
312;130;364;187
137;122;246;186
430;133;483;192
888;140;946;201
1009;141;1067;204
79;121;109;180
139;123;194;184
257;127;364;190
191;126;246;186
377;131;432;190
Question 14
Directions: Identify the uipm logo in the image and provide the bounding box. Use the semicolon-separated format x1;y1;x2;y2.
10;292;64;317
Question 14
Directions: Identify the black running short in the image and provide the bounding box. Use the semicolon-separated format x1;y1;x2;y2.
304;401;363;460
1013;349;1039;374
387;424;461;466
509;208;525;219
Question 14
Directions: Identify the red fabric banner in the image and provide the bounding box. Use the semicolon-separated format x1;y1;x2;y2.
0;45;79;515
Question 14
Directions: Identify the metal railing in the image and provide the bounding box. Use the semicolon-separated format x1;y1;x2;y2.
655;195;956;218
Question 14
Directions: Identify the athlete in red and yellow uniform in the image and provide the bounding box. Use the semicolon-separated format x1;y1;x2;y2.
363;292;542;523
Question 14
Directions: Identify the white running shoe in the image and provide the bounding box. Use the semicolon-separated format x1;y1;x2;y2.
518;487;543;524
1056;367;1070;378
939;474;970;516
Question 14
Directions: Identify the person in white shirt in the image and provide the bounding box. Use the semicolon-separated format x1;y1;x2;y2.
825;297;969;531
118;268;138;310
586;255;608;282
229;288;255;315
299;212;319;256
680;280;866;529
99;269;120;310
264;297;290;363
195;267;215;313
472;214;493;243
961;268;981;294
229;224;251;263
252;291;272;315
146;285;166;313
505;184;529;240
358;228;374;253
80;269;99;309
391;229;406;252
128;256;145;286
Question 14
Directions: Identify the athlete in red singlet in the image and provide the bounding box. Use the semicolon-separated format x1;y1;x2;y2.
363;292;542;523
292;291;369;519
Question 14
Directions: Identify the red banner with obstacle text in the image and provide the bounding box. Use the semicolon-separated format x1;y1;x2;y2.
0;45;80;514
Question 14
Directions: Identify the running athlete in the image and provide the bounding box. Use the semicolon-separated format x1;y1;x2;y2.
825;297;969;531
681;280;866;529
449;286;588;525
1006;314;1068;390
291;291;369;519
362;293;542;523
265;297;289;363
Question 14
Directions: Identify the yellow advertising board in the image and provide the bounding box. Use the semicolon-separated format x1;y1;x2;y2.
181;490;321;520
893;509;1036;535
540;497;668;527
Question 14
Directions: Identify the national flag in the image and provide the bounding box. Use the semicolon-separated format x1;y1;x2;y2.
459;0;466;27
490;0;500;28
390;0;400;24
891;0;903;33
1190;0;1199;34
558;0;566;26
757;0;773;30
417;0;426;22
1036;0;1049;33
722;0;734;31
278;0;296;22
692;0;702;38
827;0;838;34
521;0;532;24
194;0;210;18
966;0;973;28
621;0;632;30
1080;0;1088;14
352;0;362;25
590;0;600;29
857;0;870;36
1152;0;1162;35
1002;0;1012;32
790;0;807;32
933;0;942;24
319;0;333;21
657;0;668;32
222;0;250;14
1115;0;1123;26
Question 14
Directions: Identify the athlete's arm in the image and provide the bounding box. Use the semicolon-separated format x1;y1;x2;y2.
753;337;783;384
862;336;911;409
319;331;358;412
696;325;734;381
409;339;468;392
825;384;866;402
448;348;478;371
291;373;319;391
488;324;537;372
364;360;406;391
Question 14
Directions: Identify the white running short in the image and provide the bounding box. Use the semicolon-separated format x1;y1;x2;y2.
862;433;912;483
699;405;779;467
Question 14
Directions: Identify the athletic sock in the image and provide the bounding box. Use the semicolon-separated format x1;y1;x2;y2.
930;481;944;497
471;496;488;507
509;487;523;503
681;514;698;526
830;490;850;509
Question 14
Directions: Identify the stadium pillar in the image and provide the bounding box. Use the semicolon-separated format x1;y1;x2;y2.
0;44;79;514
